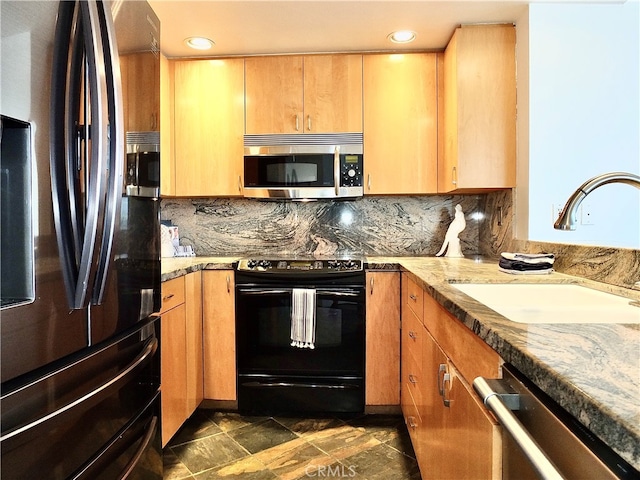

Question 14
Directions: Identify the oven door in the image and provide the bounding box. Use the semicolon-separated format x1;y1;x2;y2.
235;286;365;377
243;153;338;199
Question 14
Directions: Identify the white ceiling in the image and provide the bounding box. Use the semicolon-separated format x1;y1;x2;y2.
147;1;531;58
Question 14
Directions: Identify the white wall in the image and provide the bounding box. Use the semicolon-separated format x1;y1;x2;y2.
518;1;639;249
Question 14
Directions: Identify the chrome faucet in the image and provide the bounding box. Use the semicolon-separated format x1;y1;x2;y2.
554;172;640;230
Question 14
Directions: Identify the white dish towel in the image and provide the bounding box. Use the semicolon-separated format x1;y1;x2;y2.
291;288;316;349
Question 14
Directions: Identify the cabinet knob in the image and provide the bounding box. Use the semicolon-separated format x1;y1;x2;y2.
409;293;417;301
408;330;417;340
409;374;418;385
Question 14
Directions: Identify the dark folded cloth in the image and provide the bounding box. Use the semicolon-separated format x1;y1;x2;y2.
499;257;554;271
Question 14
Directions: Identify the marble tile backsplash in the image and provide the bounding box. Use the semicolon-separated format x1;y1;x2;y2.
161;190;639;289
481;190;640;289
160;195;484;258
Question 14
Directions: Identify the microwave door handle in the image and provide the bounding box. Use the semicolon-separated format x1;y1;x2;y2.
334;146;340;197
91;0;124;305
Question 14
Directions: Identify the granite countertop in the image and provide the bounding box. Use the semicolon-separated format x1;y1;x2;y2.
161;255;640;470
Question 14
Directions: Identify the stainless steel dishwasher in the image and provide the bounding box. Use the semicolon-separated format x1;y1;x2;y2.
473;364;638;480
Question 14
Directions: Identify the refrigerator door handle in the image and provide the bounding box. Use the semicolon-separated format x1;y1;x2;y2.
50;1;82;309
0;337;157;442
50;1;112;310
74;0;110;309
91;0;124;305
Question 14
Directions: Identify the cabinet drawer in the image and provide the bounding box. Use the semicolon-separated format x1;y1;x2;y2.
160;276;186;314
402;385;421;446
405;276;424;323
423;292;501;381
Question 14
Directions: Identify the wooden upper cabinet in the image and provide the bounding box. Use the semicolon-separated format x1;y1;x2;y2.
120;51;160;133
245;54;363;134
160;53;174;196
303;55;363;133
245;56;303;134
439;24;516;193
173;58;245;196
363;53;439;194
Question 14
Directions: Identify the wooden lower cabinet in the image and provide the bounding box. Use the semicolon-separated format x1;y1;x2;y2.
365;271;401;407
160;272;203;447
185;271;204;414
160;302;187;447
202;270;236;401
401;273;501;479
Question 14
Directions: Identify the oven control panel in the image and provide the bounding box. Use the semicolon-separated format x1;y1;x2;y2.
237;258;363;273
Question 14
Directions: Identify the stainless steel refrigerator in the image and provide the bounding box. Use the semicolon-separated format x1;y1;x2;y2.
1;1;162;478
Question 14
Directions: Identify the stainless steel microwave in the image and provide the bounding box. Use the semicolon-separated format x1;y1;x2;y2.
125;132;160;198
243;133;363;200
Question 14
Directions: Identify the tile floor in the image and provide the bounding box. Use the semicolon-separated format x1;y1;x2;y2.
163;409;421;480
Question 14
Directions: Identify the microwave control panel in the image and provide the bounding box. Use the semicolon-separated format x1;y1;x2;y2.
340;154;363;187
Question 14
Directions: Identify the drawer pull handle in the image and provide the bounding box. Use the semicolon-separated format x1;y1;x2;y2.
437;363;447;396
407;416;417;429
163;293;175;302
409;374;417;385
442;373;451;407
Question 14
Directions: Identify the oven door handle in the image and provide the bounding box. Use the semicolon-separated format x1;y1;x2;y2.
237;288;362;297
242;381;359;389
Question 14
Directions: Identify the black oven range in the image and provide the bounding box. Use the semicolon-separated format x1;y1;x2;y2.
235;258;365;415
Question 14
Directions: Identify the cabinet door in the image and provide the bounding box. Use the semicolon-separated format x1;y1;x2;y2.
161;303;187;447
303;55;363;133
202;270;236;401
245;56;304;134
120;51;159;133
420;328;500;479
185;272;203;416
160;54;174;196
440;24;516;192
173;59;244;196
365;271;400;406
418;328;448;479
363;53;439;194
442;362;501;479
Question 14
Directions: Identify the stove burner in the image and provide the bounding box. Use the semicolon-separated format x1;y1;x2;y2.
237;258;363;273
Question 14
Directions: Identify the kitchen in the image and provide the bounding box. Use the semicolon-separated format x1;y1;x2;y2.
1;0;639;479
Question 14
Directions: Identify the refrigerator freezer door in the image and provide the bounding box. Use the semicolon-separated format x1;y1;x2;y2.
0;317;161;480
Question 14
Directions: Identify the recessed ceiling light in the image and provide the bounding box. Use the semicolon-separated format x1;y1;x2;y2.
185;36;215;50
388;30;417;44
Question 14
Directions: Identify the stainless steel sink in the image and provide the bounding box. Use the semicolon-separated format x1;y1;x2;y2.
450;283;640;324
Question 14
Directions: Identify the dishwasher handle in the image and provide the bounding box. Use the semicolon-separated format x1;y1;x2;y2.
473;376;566;480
